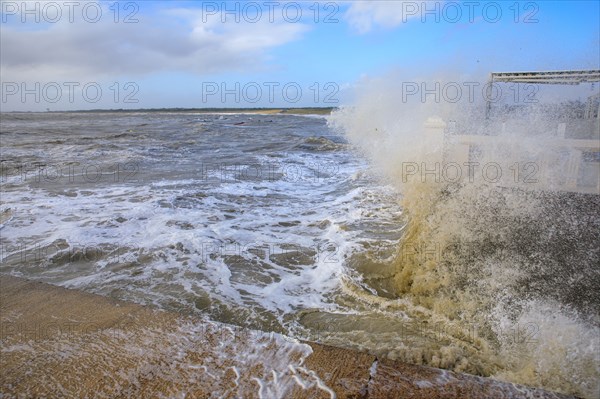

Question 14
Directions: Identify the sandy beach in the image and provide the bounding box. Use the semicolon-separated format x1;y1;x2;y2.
0;275;578;398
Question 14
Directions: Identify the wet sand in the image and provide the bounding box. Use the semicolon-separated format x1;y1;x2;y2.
0;275;577;398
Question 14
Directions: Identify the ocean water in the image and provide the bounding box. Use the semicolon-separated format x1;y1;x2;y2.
1;110;598;397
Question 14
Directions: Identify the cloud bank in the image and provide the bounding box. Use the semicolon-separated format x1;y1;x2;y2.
344;0;441;33
0;2;309;82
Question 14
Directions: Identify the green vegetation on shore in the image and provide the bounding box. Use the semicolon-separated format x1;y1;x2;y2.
4;107;336;115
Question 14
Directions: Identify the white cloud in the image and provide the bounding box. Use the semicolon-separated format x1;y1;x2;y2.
0;3;310;82
343;1;440;34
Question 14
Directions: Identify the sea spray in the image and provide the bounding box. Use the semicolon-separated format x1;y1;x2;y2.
328;73;600;397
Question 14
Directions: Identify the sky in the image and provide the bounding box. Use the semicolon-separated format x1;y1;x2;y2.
0;0;599;111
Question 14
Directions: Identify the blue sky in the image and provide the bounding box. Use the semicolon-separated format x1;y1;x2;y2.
1;1;598;110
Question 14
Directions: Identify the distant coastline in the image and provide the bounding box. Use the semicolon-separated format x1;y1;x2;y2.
1;107;336;115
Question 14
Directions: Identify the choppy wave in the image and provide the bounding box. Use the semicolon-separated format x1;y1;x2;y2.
1;107;598;397
327;74;600;397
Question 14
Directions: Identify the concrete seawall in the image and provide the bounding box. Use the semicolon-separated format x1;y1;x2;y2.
0;275;578;398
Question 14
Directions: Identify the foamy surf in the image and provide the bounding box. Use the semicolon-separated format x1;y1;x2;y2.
327;73;599;398
1;107;598;397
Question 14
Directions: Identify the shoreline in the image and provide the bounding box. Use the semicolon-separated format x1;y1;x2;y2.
0;274;578;398
0;107;336;116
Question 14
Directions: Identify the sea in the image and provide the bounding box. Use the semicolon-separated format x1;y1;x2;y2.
1;107;598;398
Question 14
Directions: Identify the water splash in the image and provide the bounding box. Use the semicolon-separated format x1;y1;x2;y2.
328;72;600;398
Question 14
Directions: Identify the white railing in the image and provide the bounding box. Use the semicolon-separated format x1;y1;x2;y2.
425;118;600;194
